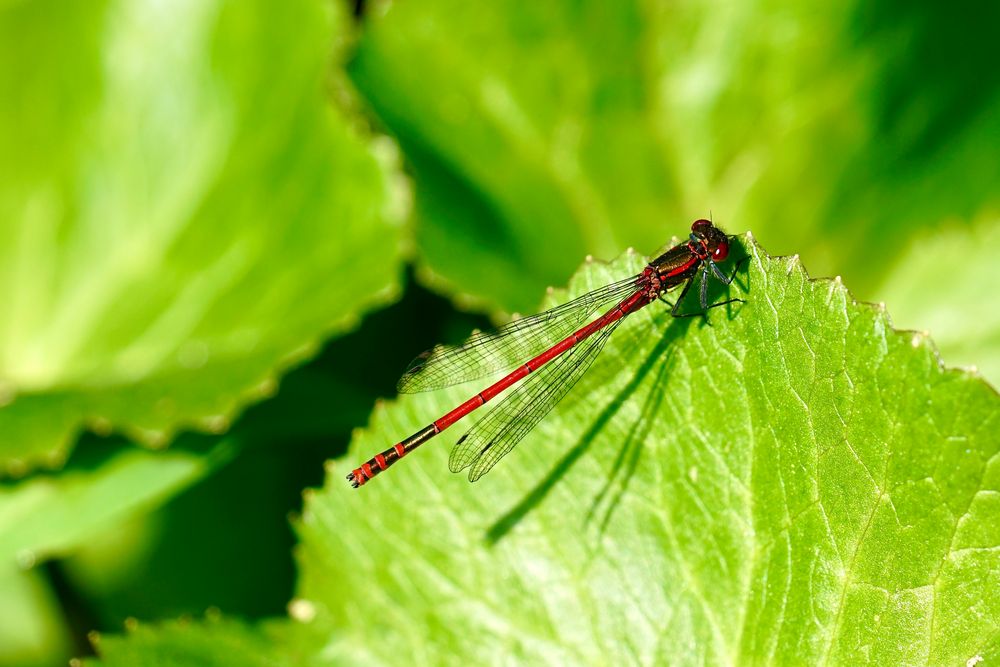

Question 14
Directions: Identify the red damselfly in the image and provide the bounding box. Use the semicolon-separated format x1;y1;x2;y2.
348;219;744;488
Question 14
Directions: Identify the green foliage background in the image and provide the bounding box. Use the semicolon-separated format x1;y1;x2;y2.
1;0;998;665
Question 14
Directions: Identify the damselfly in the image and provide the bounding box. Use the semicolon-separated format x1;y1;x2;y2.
348;219;744;488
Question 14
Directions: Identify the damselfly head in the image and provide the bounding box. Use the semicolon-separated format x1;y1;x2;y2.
690;219;729;262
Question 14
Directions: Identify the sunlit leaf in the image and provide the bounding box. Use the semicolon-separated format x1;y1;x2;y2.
0;567;72;667
0;0;405;473
85;616;305;667
0;441;233;568
349;0;1000;312
294;237;1000;665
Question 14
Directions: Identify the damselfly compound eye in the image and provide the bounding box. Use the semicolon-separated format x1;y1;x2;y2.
713;238;729;262
691;219;712;233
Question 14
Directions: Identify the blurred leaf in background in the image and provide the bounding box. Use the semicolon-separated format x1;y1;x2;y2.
0;435;233;664
878;214;1000;388
0;567;73;667
0;0;405;663
0;437;232;570
349;0;1000;384
0;0;405;474
57;275;487;637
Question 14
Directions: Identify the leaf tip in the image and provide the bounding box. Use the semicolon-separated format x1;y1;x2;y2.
45;448;66;468
16;548;36;569
370;134;412;226
134;426;169;449
5;458;27;477
90;416;113;436
289;598;318;623
252;376;279;400
199;415;230;434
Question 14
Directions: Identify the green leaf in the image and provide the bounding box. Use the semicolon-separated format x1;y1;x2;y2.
0;567;73;667
295;237;1000;665
877;214;1000;390
0;440;233;569
0;0;405;473
85;615;306;667
349;0;1000;312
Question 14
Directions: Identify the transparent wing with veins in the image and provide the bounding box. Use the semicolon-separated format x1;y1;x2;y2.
397;275;639;393
449;317;624;481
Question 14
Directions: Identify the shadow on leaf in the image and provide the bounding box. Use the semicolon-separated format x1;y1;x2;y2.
483;243;752;544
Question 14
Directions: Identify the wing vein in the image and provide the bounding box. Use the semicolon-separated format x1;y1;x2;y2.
449;316;627;481
398;276;639;393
